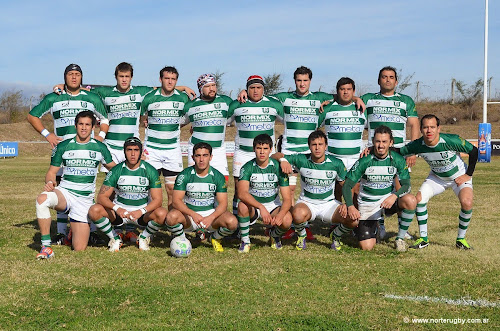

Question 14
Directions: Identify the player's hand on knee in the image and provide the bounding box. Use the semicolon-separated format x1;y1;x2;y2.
381;194;397;209
406;155;416;167
454;174;470;186
347;205;360;221
260;208;272;225
44;180;56;191
339;204;348;219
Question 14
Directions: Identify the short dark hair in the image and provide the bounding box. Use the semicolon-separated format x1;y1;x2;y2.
115;62;133;78
373;125;394;142
308;130;327;145
193;142;212;155
378;66;398;81
420;114;440;128
160;66;179;79
75;110;96;127
336;77;355;92
294;66;313;80
253;134;273;149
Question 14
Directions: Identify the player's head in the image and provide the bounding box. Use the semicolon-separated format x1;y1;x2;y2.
75;111;96;141
159;66;179;93
308;130;327;159
115;62;133;92
197;74;217;100
420;114;441;144
294;66;312;95
372;125;393;158
246;75;265;102
64;64;82;91
123;137;142;166
253;134;273;162
336;77;355;105
378;66;398;93
192;142;213;171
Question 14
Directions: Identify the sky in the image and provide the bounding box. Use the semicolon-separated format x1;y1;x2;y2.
1;0;499;102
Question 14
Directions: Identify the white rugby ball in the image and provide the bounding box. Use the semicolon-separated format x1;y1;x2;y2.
170;236;192;258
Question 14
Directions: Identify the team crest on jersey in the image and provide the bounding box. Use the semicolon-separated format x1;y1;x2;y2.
388;167;396;174
209;184;216;192
326;171;334;178
130;95;136;101
81;102;87;108
352;110;358;116
139;177;147;185
263;108;270;113
440;151;450;159
310;101;316;107
268;174;275;181
214;103;221;109
173;102;179;108
394;101;400;107
89;151;96;158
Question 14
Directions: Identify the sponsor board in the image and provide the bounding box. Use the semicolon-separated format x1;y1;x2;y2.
0;142;18;157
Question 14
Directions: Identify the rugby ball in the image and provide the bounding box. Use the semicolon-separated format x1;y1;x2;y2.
170;236;192;258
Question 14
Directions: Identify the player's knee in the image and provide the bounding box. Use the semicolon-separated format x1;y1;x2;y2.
403;194;417;209
292;207;308;223
359;240;375;251
36;192;58;219
237;201;250;217
88;204;104;220
225;213;238;230
460;198;473;210
283;212;293;227
155;207;168;224
166;210;181;225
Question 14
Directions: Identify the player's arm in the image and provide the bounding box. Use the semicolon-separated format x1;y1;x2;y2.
274;185;292;226
405;117;420;167
95;184;123;218
27;114;62;148
455;145;478;186
171;189;203;223
342;178;360;221
43;165;60;192
176;86;196;99
128;187;163;221
271;152;294;174
202;192;229;228
237;180;273;224
103;161;116;171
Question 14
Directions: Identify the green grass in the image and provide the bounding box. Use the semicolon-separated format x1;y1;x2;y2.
0;156;498;330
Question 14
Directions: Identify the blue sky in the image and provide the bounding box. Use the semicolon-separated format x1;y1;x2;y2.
1;0;499;101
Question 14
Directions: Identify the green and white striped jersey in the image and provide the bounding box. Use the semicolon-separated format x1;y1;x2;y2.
284;154;346;204
183;95;233;148
273;91;333;154
346;151;410;203
29;91;107;141
103;160;161;209
51;137;113;198
361;92;417;148
319;101;366;158
174;166;227;212
140;89;189;150
227;96;284;152
93;86;154;150
399;133;473;181
239;158;289;204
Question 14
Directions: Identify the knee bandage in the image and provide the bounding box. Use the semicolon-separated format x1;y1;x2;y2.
418;183;435;205
289;175;297;186
36;191;59;219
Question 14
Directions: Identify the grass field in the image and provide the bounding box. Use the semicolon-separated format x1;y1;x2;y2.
0;155;499;330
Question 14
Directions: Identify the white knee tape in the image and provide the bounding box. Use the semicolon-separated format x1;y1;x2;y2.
36;191;58;219
289;175;297;186
165;176;176;185
418;183;434;205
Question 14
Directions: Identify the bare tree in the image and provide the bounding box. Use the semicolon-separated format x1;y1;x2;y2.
397;69;415;92
455;78;483;120
263;73;283;95
214;70;227;95
0;90;27;123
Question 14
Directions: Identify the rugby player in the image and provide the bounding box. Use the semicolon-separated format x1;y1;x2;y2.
397;114;477;249
227;75;284;216
165;142;238;252
140;66;189;210
183;74;233;180
319;77;366;202
35;111;115;259
236;134;292;253
88;137;167;251
360;66;419;239
273;130;359;251
341;126;417;252
28;64;109;246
